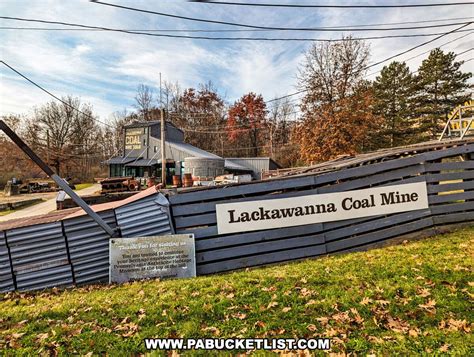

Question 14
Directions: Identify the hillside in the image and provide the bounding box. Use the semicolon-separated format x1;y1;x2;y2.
1;227;473;355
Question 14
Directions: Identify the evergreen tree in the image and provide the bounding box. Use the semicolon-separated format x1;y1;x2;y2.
415;49;472;139
372;61;418;148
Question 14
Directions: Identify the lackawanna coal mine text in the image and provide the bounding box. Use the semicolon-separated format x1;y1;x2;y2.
228;191;419;223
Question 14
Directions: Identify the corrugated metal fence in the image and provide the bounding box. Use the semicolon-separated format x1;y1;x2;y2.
170;141;474;275
0;193;172;292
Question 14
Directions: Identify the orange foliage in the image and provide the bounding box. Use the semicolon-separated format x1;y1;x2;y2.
227;92;267;156
296;90;381;163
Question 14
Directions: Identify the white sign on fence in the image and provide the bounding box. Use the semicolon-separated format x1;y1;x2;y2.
216;182;429;234
109;234;196;283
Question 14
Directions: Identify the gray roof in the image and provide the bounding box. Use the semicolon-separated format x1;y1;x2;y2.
226;157;281;169
167;141;252;172
107;142;253;173
224;160;253;172
125;159;159;167
167;140;221;159
105;156;140;165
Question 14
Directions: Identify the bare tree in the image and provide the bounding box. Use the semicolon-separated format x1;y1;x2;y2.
268;97;295;153
162;80;182;112
297;36;370;109
33;96;100;177
134;84;155;121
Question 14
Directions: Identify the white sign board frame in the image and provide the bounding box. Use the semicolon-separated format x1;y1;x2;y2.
216;182;429;234
109;234;196;284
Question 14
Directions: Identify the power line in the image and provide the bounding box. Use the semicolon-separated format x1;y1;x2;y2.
1;16;473;32
365;31;474;77
190;1;474;9
203;142;300;153
0;60;113;128
2;16;473;42
456;47;474;56
90;1;472;32
266;22;473;103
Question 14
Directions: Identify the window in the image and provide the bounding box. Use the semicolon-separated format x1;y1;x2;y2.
154;146;158;153
110;164;123;177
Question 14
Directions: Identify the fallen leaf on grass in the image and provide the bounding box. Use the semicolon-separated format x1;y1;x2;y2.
316;317;329;326
202;326;220;336
267;301;279;309
418;299;437;313
399;297;412;306
439;344;450;352
375;299;390;307
454;265;469;272
114;321;139;337
282;307;291;313
360;297;373;306
307;324;317;332
350;308;364;324
368;336;384;344
232;312;247;320
299;288;313;297
137;308;146;321
416;287;431;298
36;333;49;342
10;333;25;339
439;319;471;333
332;311;351;324
386;316;410;333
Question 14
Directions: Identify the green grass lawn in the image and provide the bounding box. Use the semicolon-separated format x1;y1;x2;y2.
1;227;473;355
73;183;94;191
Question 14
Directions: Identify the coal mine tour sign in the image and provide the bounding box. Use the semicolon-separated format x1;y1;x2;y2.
110;235;196;283
216;182;429;234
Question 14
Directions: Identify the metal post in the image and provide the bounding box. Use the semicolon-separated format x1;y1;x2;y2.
0;120;118;237
161;108;166;186
46;130;50;166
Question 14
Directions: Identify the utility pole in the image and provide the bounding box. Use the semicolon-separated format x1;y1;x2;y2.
159;72;162;107
160;108;166;186
46;130;50;166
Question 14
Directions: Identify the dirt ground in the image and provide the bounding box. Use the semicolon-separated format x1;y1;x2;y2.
0;184;101;222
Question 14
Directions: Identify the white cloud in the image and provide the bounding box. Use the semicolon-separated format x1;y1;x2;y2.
74;44;92;55
0;0;472;123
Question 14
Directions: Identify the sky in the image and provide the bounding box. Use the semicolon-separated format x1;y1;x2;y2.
0;0;472;123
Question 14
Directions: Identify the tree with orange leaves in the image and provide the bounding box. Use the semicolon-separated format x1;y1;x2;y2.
227;92;268;157
296;37;380;163
296;88;380;163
